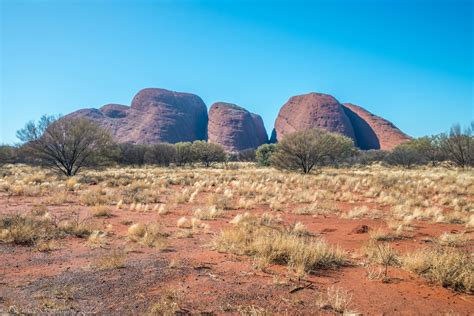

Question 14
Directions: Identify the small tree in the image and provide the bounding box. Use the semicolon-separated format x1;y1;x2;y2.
385;142;425;168
407;136;444;166
145;143;176;166
17;115;114;176
192;141;226;167
237;148;256;162
117;143;148;166
271;129;355;173
439;123;474;168
349;149;388;166
256;144;276;166
175;142;195;166
0;145;15;167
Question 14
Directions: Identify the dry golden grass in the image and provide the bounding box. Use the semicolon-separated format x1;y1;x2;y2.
208;191;234;210
363;241;400;267
127;222;168;248
87;230;108;248
315;286;355;314
402;247;473;293
34;239;60;252
0;211;97;246
59;216;96;238
435;232;468;247
80;187;110;206
43;191;70;205
237;305;271;315
369;227;405;242
2;163;473;299
0;212;60;245
176;217;191;228
91;205;114;218
193;206;223;220
94;250;126;270
147;290;181;316
213;213;346;275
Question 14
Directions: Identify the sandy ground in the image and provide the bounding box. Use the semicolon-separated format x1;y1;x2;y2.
1;180;473;315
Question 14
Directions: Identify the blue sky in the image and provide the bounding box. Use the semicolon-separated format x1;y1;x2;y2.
1;0;473;144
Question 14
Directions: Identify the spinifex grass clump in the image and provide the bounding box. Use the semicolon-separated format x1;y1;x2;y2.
213;213;346;275
0;211;98;246
402;247;473;293
0;213;60;245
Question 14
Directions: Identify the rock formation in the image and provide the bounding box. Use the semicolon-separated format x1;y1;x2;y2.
66;88;208;144
208;102;268;151
273;93;356;142
65;88;409;152
342;103;411;150
273;92;410;150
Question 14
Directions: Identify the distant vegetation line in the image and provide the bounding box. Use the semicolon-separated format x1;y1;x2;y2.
0;115;473;176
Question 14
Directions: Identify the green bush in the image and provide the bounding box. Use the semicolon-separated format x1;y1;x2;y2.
271;129;355;173
256;144;276;166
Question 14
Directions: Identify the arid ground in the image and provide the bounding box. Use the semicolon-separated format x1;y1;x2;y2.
0;164;472;314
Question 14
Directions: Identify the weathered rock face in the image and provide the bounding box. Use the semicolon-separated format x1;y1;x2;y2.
208;102;268;151
66;88;208;144
342;103;411;150
65;88;408;151
251;113;269;146
273;93;356;142
272;92;410;150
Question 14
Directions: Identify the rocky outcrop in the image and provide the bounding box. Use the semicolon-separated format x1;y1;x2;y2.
66;88;208;144
273;93;356;143
208;102;268;151
273;92;410;150
251;113;269;146
65;88;409;151
342;103;411;150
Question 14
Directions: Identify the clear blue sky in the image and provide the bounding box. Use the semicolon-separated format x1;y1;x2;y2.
1;0;473;144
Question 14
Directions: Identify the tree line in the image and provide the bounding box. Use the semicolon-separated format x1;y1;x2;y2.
0;115;473;176
256;123;474;171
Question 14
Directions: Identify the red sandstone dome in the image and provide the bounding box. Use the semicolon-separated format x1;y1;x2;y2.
272;92;410;150
342;103;411;150
65;88;409;151
66;88;208;144
208;102;268;151
273;93;356;143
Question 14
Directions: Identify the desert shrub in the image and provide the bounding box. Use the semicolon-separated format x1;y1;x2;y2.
117;143;148;166
237;148;256;162
191;141;226;167
409;136;445;166
80;188;110;206
145;143;176;166
256;143;276;166
193;206;223;220
439;123;474;168
0;212;95;245
271;129;355;173
0;145;16;166
348;149;388;166
0;213;60;245
147;290;181;315
174;142;195;166
315;286;354;314
213;213;346;274
385;142;425;168
363;241;400;279
59;216;96;238
94;250;126;270
16;115;115;176
127;222;168;248
402;247;473;293
91;205;114;218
